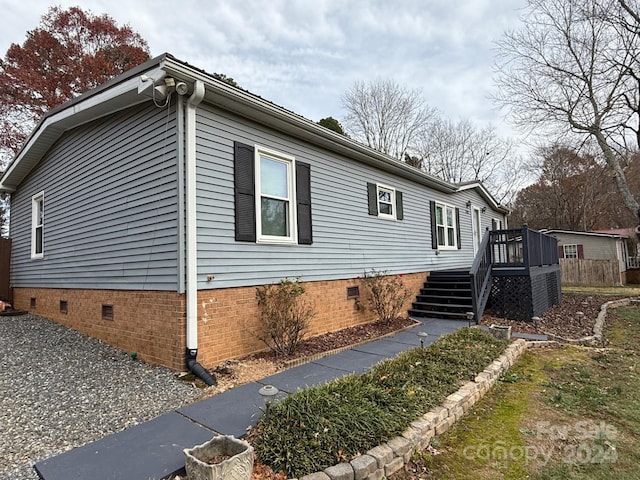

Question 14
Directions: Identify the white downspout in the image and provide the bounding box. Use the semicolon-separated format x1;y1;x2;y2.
179;79;217;385
186;80;204;352
184;80;216;385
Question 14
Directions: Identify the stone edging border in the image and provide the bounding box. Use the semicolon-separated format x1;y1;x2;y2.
291;338;545;480
286;297;640;479
542;297;636;345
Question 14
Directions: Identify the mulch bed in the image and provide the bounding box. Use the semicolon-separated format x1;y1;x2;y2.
248;316;417;365
481;293;629;338
228;293;632;373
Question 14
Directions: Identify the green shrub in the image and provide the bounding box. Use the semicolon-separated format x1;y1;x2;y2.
360;269;412;324
253;327;508;477
256;278;315;356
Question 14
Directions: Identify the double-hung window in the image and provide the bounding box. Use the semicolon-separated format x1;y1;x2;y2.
256;148;295;243
563;244;578;259
435;202;457;249
31;192;44;259
234;141;312;245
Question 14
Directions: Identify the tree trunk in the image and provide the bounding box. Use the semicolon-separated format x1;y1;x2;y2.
594;131;639;217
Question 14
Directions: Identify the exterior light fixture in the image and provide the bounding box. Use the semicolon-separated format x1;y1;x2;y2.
258;385;279;420
466;311;474;327
417;331;428;349
466;200;472;209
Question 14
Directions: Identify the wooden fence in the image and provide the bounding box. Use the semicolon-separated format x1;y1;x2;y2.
559;258;622;286
0;238;11;301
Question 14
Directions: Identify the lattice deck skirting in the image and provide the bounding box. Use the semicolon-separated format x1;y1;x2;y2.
490;266;561;321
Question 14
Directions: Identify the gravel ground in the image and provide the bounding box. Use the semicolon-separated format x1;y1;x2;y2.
0;314;202;480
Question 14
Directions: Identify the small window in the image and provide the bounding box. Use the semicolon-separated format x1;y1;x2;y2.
255;146;296;244
30;297;36;309
377;185;396;219
367;182;404;220
60;300;68;314
563;244;578;259
102;304;114;321
31;192;44;259
436;203;457;249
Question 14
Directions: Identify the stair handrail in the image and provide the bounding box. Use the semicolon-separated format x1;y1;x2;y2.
469;229;492;323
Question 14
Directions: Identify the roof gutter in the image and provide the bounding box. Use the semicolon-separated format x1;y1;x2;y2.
158;56;458;194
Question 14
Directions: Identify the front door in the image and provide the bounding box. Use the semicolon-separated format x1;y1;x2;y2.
472;207;481;255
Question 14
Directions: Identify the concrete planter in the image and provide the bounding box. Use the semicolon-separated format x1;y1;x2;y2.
489;324;512;340
184;435;253;480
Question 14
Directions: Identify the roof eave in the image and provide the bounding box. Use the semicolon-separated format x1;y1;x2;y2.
0;55;167;193
456;181;509;214
160;57;459;194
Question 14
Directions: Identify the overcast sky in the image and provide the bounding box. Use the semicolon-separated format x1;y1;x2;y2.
1;0;528;143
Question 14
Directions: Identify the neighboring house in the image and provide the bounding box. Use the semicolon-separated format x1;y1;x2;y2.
0;54;515;371
543;229;629;285
593;228;639;266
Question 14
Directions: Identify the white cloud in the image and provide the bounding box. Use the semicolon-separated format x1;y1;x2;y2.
0;0;528;139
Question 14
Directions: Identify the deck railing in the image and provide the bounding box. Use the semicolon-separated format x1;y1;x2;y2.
627;256;640;269
470;230;493;323
470;226;559;321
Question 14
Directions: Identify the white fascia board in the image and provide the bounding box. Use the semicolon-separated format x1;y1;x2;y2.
160;58;459;195
456;181;509;214
0;66;165;192
545;229;627;239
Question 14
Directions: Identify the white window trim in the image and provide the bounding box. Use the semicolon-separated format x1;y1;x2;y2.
563;244;578;259
376;183;396;220
31;191;44;259
255;145;297;245
436;202;457;250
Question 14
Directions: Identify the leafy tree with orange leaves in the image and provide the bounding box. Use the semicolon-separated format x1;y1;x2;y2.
0;6;150;163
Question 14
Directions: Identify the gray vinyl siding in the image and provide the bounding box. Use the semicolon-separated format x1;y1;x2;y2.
195;104;502;289
554;233;620;260
10;102;180;290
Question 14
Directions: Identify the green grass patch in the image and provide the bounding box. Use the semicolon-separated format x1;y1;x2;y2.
406;351;543;480
562;285;640;296
253;327;508;478
529;306;640;479
394;304;640;480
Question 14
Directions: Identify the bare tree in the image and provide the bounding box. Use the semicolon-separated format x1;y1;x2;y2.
341;78;437;160
509;144;628;230
415;117;526;204
494;0;640;220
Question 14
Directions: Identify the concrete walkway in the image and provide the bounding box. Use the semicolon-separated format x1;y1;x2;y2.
34;319;545;480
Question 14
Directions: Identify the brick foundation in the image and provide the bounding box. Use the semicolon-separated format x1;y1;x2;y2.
13;288;187;370
13;272;428;371
196;272;427;367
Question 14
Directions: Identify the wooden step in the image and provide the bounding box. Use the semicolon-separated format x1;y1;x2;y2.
415;295;473;305
408;309;470;320
412;300;472;310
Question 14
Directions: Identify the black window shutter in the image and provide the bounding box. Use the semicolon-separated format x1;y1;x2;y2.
577;244;584;259
456;207;461;249
296;161;313;245
234;141;256;242
396;191;404;220
367;183;378;215
558;245;565;258
430;200;437;249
